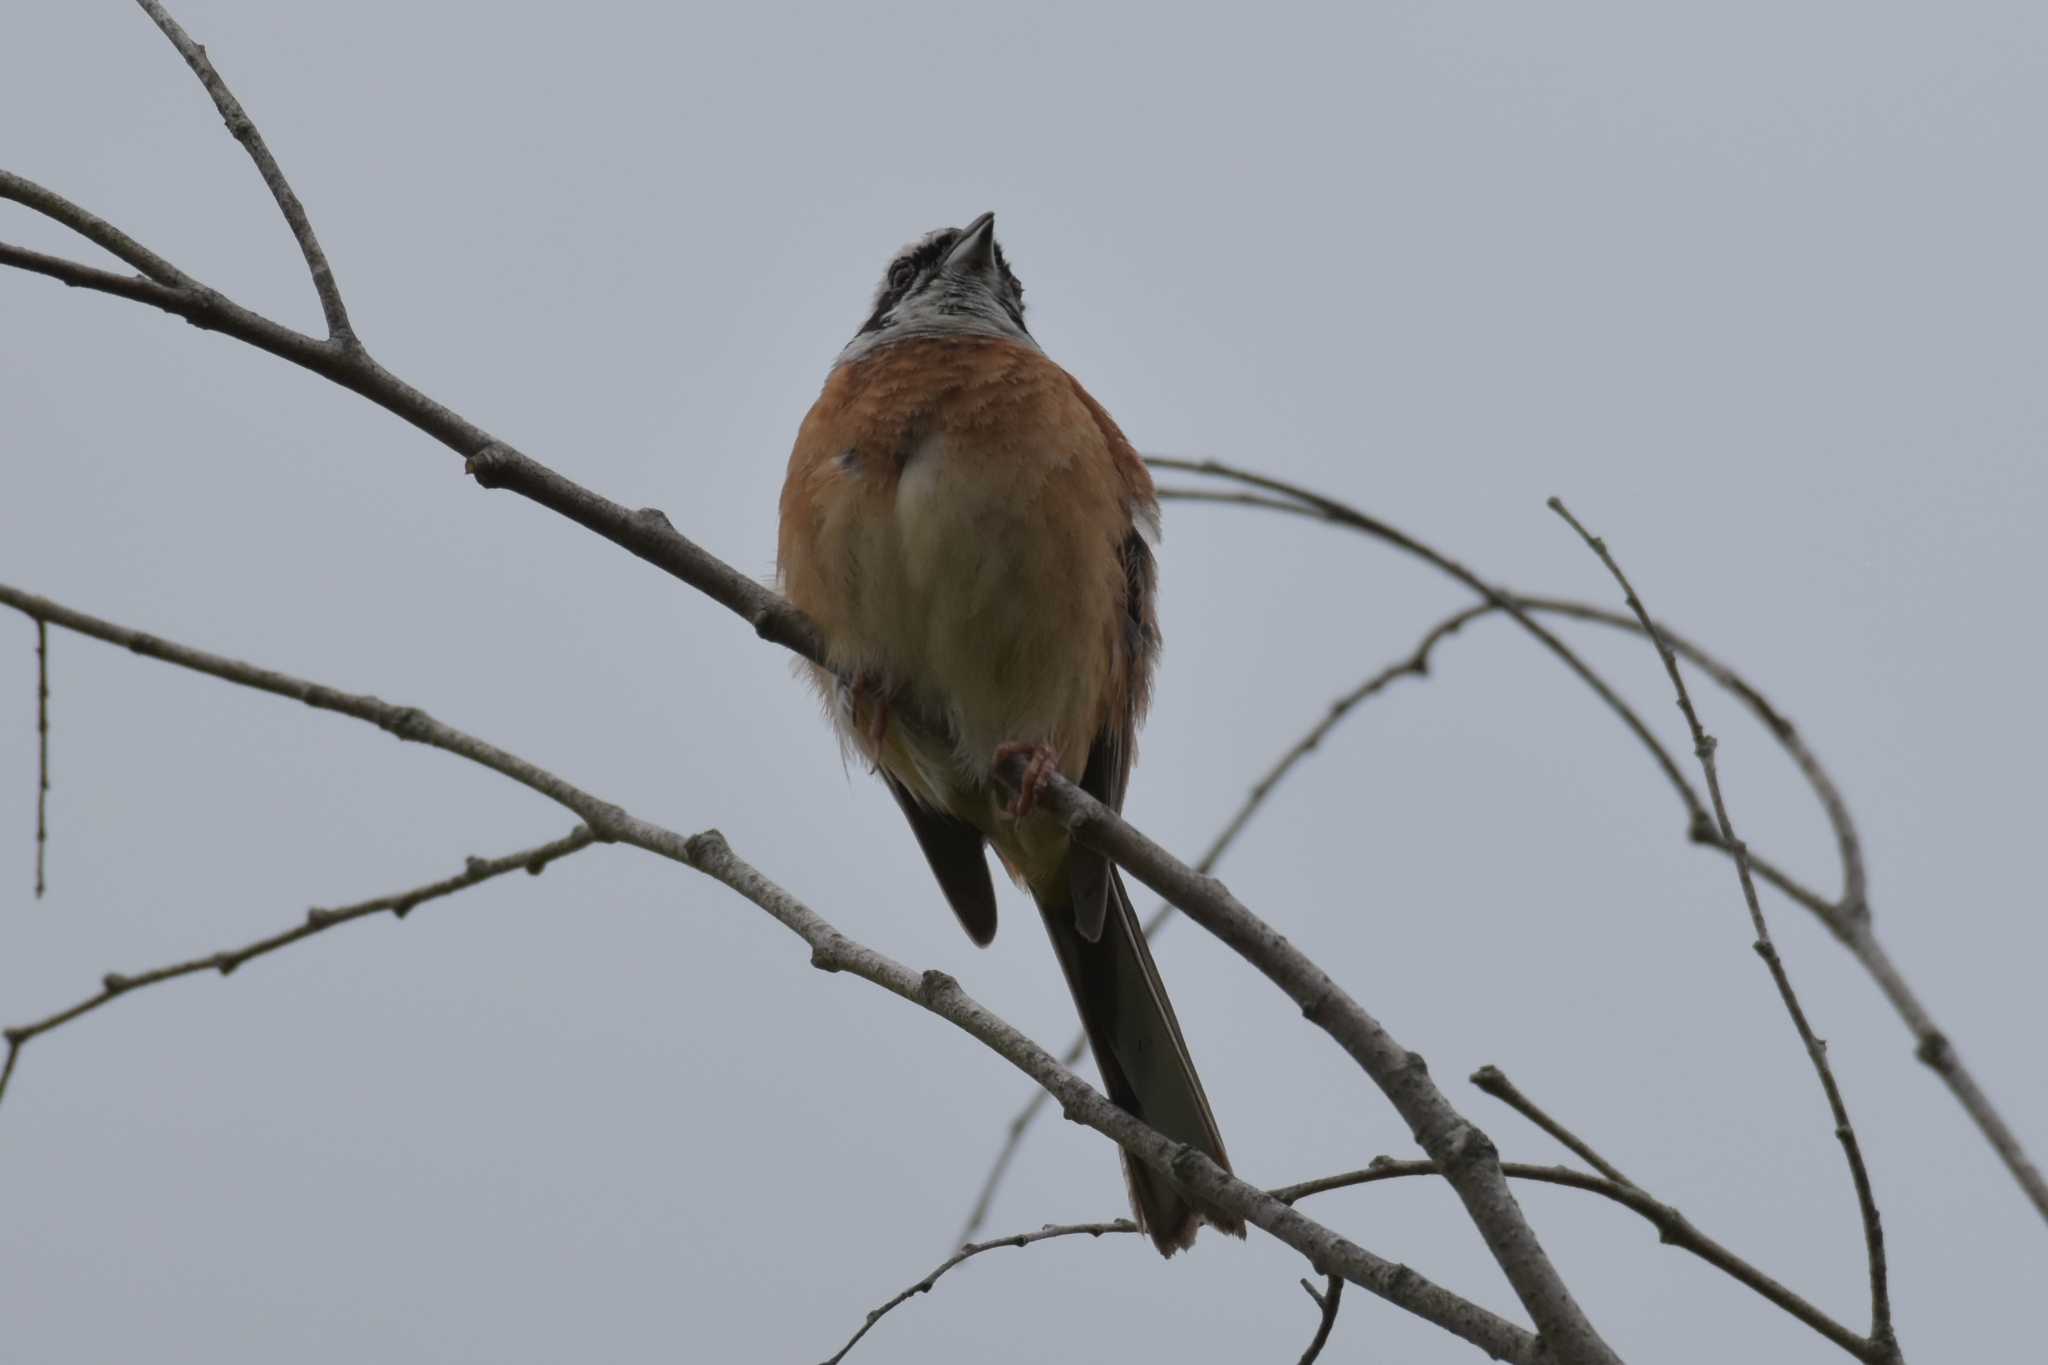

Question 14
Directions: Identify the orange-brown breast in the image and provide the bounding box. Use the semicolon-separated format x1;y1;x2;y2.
778;336;1154;842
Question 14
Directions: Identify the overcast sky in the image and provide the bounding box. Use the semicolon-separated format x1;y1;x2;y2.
3;2;2044;1361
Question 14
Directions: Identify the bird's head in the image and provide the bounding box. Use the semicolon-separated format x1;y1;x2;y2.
841;212;1032;359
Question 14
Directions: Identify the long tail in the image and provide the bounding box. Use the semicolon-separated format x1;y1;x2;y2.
1036;865;1245;1255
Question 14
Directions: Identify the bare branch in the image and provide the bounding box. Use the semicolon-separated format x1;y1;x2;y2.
690;829;1547;1361
1852;931;2048;1221
0;241;191;318
0;828;595;1107
958;600;1495;1241
1160;468;2046;1226
880;1135;1895;1365
0;583;638;836
1277;1158;1883;1361
0;170;194;286
821;1218;1136;1365
132;0;355;342
999;758;1619;1365
1297;1274;1344;1365
1514;596;1867;922
1472;1065;1638;1190
1547;497;1898;1361
956;1080;1059;1243
1515;600;2044;1219
1152;456;1706;825
33;619;48;898
0;583;1543;1361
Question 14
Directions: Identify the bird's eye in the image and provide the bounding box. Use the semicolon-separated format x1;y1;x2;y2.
888;261;917;292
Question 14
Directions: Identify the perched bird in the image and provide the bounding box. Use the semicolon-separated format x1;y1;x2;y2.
777;213;1241;1254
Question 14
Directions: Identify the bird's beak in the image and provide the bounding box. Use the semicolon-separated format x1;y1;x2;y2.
944;211;998;275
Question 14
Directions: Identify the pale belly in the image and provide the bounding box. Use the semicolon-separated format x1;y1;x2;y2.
837;434;1113;805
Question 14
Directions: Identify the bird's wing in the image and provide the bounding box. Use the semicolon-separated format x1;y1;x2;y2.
884;772;998;945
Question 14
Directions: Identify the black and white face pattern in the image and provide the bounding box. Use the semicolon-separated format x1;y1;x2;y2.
840;216;1034;361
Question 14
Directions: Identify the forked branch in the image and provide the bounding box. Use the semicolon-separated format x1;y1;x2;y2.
1548;497;1897;1361
1151;465;2044;1225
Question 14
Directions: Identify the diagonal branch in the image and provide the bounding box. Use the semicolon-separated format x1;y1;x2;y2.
1151;457;1706;826
1472;1064;1638;1189
0;583;1545;1364
998;755;1619;1364
0;240;192;315
821;1217;1136;1365
133;0;355;342
957;601;1496;1240
0;170;195;286
1461;1065;1893;1359
1159;468;2046;1226
0;827;596;1106
691;831;1542;1362
1278;1158;1883;1361
857;1136;1892;1365
1548;497;1898;1361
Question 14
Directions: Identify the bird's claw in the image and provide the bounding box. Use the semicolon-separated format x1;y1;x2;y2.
994;741;1061;819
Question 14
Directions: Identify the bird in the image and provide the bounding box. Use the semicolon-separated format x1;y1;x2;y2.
777;212;1242;1255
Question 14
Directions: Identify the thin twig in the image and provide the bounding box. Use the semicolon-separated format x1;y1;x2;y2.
0;583;1544;1362
1274;1159;1884;1362
33;619;48;898
1159;474;1844;918
1515;596;1867;923
0;828;595;1108
819;1219;1136;1365
1471;1065;1637;1189
956;1080;1060;1243
859;1143;1891;1365
1152;456;1705;824
995;758;1620;1365
132;0;356;343
1159;468;2045;1226
1548;496;1898;1362
1297;1274;1344;1365
0;170;195;287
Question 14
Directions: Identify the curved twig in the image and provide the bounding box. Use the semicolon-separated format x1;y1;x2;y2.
132;0;355;342
854;1138;1894;1365
1153;458;1705;824
0;170;195;286
1472;1065;1637;1189
1279;1159;1884;1361
819;1218;1136;1365
1548;497;1897;1361
0;827;597;1105
1154;465;2047;1226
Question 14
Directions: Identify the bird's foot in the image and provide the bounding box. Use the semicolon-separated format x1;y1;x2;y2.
993;741;1062;819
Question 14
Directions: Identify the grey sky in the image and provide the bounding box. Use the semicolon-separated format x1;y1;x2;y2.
3;2;2043;1360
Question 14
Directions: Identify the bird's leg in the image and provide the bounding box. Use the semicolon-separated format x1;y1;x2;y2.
993;741;1062;819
